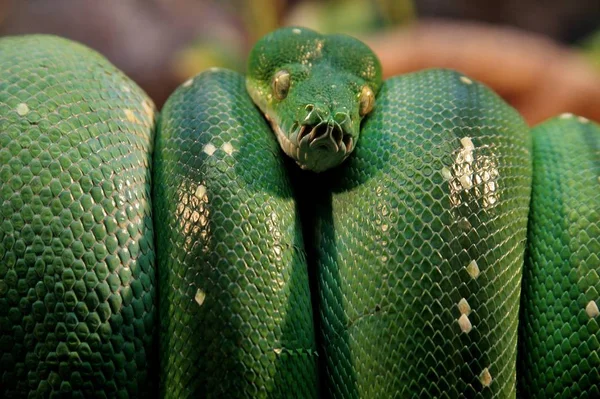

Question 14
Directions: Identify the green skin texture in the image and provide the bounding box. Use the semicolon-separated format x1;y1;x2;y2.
1;27;599;399
0;36;157;397
518;117;600;398
246;28;382;172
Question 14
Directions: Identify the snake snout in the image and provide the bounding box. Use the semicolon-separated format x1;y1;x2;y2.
299;122;350;153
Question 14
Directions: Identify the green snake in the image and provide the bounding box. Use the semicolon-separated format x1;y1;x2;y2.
1;27;599;398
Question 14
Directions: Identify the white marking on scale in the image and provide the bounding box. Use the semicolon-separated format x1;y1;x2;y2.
195;185;207;199
274;348;283;354
458;314;472;333
441;167;452;180
560;113;574;119
460;137;474;151
195;289;206;306
16;103;29;116
183;78;194;87
203;143;217;156
459;174;473;189
480;368;492;388
124;109;139;123
458;298;471;315
292;28;302;34
466;260;480;279
578;116;590;124
222;142;234;155
586;300;599;318
460;76;473;85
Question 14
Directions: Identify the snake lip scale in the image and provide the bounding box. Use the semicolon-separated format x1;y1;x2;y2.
270;117;353;171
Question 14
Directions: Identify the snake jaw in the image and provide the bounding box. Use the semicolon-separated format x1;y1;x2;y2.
269;117;355;172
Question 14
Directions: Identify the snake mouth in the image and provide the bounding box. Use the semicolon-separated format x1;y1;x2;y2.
296;122;353;154
269;118;355;172
296;122;354;154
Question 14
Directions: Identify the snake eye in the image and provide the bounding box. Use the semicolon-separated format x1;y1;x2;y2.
359;85;375;116
272;70;291;100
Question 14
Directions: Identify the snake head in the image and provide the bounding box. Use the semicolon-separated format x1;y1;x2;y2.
246;27;382;172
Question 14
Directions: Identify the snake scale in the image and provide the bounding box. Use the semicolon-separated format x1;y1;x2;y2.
0;27;598;398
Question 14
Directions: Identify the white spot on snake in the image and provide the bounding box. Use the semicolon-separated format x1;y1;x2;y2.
381;224;389;232
274;348;283;354
560;113;574;119
460;137;474;151
586;300;599;318
460;76;473;85
203;143;217;156
449;135;499;208
480;368;492;388
121;85;131;93
578;116;590;124
466;260;480;279
381;255;388;262
124;109;139;124
458;314;472;333
195;185;207;199
16;103;29;116
458;298;471;315
183;78;194;87
208;67;220;72
292;28;302;34
141;99;154;123
459;174;473;189
195;289;206;306
441;167;452;180
222;142;234;155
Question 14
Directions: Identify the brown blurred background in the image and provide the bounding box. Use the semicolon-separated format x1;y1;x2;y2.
2;0;600;125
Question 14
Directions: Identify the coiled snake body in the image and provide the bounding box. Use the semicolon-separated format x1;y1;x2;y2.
0;27;598;398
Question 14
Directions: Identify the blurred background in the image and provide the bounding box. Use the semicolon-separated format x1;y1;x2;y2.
1;0;600;125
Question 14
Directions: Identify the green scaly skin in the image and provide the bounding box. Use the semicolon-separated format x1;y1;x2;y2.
518;116;600;398
154;71;318;397
309;69;532;398
2;26;600;399
246;28;382;172
0;36;157;397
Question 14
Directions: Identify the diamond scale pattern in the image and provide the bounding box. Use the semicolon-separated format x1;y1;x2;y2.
0;35;157;397
154;70;318;398
518;116;600;398
309;69;532;398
